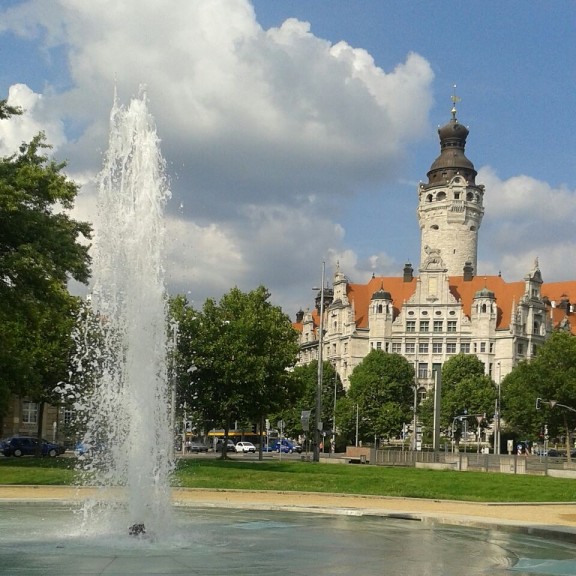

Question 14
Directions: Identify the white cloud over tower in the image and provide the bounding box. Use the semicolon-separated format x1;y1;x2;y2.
1;0;574;312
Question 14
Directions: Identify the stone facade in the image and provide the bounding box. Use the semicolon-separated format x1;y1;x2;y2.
295;106;576;401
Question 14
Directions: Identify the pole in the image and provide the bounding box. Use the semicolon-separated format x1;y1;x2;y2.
412;384;418;451
355;403;359;447
412;356;418;451
495;362;501;455
169;321;178;460
331;370;337;455
432;367;442;452
313;261;325;463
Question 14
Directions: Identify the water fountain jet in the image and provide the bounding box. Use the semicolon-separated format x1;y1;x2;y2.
75;92;173;536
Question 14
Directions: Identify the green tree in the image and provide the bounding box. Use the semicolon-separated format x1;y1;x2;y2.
172;287;300;458
420;354;495;447
271;360;345;451
0;106;91;433
503;331;576;453
347;350;414;445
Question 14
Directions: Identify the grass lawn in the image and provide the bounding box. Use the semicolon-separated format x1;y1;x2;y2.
1;457;576;503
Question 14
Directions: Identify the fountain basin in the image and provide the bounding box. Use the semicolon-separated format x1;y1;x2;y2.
2;501;576;575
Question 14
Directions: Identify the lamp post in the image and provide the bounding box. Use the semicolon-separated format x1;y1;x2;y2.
495;362;501;455
313;262;326;463
331;367;337;455
537;399;576;457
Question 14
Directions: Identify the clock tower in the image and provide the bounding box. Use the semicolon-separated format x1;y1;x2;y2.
417;99;484;277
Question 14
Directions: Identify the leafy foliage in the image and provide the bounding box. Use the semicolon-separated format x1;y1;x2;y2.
270;360;345;448
171;287;300;452
347;350;414;443
0;106;91;428
503;331;576;448
420;354;495;442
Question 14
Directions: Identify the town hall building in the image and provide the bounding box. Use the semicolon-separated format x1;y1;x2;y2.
295;102;576;405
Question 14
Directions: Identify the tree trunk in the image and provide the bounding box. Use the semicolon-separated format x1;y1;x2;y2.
221;419;230;460
258;414;264;461
35;401;45;457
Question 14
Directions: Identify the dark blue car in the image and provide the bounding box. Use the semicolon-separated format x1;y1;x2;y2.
0;436;65;458
269;439;302;454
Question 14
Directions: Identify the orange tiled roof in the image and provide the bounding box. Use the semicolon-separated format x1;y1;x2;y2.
293;277;576;336
348;276;576;333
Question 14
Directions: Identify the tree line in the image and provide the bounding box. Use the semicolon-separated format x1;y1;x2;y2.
2;97;576;457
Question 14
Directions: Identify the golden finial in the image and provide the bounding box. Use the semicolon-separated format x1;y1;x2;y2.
450;84;461;119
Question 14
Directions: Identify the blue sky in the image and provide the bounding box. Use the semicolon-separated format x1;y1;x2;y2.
1;1;575;316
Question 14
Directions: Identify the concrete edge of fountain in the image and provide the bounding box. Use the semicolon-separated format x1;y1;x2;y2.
3;485;576;544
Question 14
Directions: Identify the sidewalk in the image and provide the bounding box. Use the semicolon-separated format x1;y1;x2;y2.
2;485;576;539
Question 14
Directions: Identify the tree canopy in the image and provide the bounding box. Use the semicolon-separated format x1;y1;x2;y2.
502;331;576;449
270;360;345;449
171;287;300;455
420;354;495;443
0;103;92;426
347;350;414;444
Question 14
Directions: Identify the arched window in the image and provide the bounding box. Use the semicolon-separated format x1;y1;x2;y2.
466;192;474;201
437;191;446;201
481;303;487;313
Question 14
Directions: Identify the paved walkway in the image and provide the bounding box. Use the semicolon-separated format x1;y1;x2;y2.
2;485;576;539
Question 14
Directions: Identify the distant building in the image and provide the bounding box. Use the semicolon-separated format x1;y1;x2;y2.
295;103;576;403
1;398;67;444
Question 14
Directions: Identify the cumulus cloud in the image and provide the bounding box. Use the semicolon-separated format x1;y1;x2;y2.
0;0;436;314
0;83;66;154
478;166;576;281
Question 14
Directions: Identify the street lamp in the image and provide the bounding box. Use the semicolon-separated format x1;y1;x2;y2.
495;361;501;455
536;399;576;457
331;367;337;455
312;262;326;463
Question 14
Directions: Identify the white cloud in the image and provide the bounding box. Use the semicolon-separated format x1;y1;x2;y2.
478;166;576;281
0;0;436;314
0;84;66;154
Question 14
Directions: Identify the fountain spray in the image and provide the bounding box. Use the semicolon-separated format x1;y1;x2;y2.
77;92;174;536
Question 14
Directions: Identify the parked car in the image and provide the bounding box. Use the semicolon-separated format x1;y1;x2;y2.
187;441;209;453
215;439;236;453
235;441;256;453
1;436;65;458
270;439;302;454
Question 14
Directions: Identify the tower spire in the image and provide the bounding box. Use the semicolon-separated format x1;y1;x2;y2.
450;84;461;120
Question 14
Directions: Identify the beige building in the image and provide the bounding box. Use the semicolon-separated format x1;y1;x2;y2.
295;105;576;403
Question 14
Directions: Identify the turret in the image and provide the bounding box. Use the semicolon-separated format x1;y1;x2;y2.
417;94;485;276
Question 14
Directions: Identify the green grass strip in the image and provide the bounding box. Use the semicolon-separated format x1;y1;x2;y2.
1;458;576;503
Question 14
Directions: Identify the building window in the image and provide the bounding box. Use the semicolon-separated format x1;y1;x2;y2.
405;341;415;354
419;320;429;332
473;342;478;353
446;341;457;354
64;410;74;426
419;341;429;354
489;342;494;353
432;341;443;353
480;342;486;353
406;320;416;333
517;342;524;355
376;341;382;350
447;320;457;333
418;363;428;379
460;342;470;353
433;320;443;333
392;342;402;354
22;401;38;424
